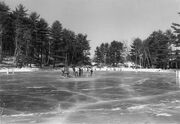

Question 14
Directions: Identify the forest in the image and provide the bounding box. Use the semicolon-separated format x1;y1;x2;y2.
0;2;90;67
1;1;180;69
93;27;180;69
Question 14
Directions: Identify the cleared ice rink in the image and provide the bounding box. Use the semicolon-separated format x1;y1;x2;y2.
0;70;180;124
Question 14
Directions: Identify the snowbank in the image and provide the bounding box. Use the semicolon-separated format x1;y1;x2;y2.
93;67;173;73
0;67;39;73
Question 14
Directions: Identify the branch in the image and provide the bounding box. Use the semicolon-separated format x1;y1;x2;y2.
172;23;180;27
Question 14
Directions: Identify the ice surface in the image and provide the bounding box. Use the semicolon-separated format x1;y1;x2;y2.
0;71;180;124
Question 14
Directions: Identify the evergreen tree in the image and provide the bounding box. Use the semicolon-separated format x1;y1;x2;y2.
13;4;28;66
146;30;170;68
109;41;123;66
93;43;110;65
2;13;15;56
0;2;10;62
130;38;143;66
29;12;40;66
75;33;90;65
104;43;110;65
62;29;76;66
0;2;91;67
164;30;176;68
94;41;124;66
50;20;63;67
171;18;180;68
94;46;101;64
36;18;49;67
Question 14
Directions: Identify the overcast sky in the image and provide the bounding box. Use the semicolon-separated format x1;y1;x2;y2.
3;0;180;57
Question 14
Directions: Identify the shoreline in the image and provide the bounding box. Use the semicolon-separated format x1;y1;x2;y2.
93;67;176;73
0;67;39;73
0;67;176;73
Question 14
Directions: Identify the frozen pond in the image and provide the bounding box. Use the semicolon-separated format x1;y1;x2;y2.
0;71;180;124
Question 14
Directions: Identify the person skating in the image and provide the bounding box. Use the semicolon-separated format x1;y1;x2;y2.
73;67;76;77
90;68;93;76
75;67;78;77
79;68;81;77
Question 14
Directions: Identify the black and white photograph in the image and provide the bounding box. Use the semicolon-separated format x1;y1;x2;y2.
1;0;180;123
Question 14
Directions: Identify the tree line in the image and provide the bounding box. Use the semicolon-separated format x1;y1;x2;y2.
94;13;180;69
93;40;125;66
130;27;180;69
2;2;180;69
0;2;91;67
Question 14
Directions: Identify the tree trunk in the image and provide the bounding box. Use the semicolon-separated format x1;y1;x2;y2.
53;52;56;68
46;41;50;65
176;61;178;69
40;45;43;68
14;32;19;66
0;29;2;63
26;40;29;66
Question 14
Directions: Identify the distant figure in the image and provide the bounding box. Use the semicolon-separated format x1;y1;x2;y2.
61;69;65;76
75;67;78;77
87;67;89;72
73;67;75;72
63;67;69;77
79;68;81;77
73;67;76;76
90;68;93;76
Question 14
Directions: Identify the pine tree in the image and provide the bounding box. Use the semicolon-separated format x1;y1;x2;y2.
109;41;123;66
94;41;124;66
94;46;102;65
36;18;49;67
104;43;110;65
75;33;90;65
13;4;28;66
130;38;143;66
0;2;10;62
50;20;64;67
171;18;180;68
29;12;40;66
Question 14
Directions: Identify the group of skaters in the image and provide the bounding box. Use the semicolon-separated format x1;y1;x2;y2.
73;67;93;77
61;66;93;78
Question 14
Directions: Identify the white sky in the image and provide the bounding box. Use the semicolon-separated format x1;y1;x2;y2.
2;0;180;57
